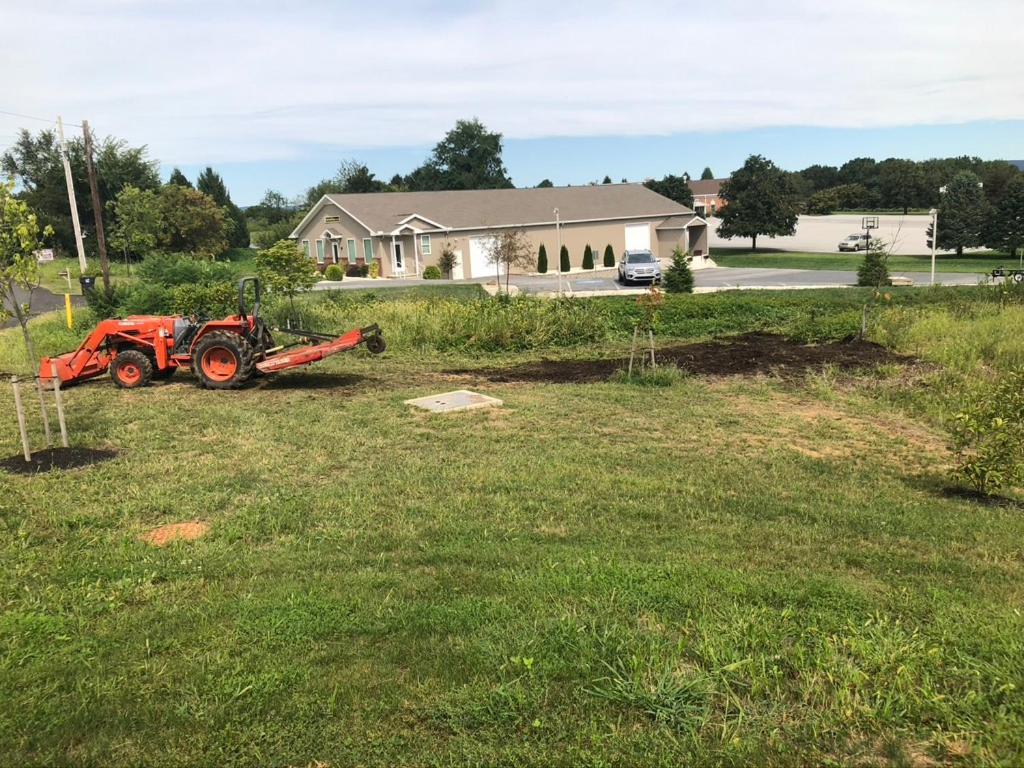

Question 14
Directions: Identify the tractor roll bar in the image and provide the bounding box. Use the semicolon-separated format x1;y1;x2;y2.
238;276;261;321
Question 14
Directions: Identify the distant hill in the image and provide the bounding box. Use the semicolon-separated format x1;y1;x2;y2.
1012;160;1024;171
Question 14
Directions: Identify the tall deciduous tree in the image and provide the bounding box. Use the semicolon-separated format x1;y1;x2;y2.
1;128;159;259
197;167;249;249
304;160;386;206
157;185;230;259
407;119;513;191
108;185;162;267
341;164;385;194
985;174;1024;258
717;155;799;250
798;164;840;194
700;167;715;180
838;157;879;191
643;175;694;208
936;171;988;256
878;159;927;214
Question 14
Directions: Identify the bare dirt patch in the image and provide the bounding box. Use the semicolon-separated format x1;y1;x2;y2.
448;333;907;384
141;521;211;547
0;447;117;474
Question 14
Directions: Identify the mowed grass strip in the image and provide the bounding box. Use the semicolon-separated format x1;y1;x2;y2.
711;247;1016;275
1;340;1022;766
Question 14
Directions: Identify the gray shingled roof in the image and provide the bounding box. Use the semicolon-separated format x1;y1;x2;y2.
320;183;693;233
656;215;702;230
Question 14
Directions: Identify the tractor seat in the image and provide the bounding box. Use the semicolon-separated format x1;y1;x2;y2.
173;319;199;353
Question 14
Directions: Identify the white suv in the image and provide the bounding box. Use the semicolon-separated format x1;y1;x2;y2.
617;250;662;285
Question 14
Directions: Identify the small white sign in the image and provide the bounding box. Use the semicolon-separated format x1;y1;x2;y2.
35;249;55;263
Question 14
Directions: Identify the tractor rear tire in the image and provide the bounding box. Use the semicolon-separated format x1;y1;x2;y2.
110;349;154;389
191;331;255;389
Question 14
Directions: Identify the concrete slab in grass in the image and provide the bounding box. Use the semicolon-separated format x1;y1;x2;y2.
405;389;503;413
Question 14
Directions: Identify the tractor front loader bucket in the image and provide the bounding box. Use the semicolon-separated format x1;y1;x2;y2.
255;324;385;375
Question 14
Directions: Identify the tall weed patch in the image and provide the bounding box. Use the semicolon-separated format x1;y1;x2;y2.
269;294;610;352
875;304;1024;373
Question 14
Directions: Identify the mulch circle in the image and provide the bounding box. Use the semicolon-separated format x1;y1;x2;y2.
449;333;908;384
0;447;118;475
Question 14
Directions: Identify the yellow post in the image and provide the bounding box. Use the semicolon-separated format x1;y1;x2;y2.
59;269;74;329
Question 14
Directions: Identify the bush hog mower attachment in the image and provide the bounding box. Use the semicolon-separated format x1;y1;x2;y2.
39;277;385;390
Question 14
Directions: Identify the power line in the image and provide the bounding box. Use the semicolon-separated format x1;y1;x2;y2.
0;109;82;128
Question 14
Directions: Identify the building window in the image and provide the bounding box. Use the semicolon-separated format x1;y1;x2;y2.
315;239;325;264
420;234;431;255
363;238;373;262
302;240;310;260
347;238;357;261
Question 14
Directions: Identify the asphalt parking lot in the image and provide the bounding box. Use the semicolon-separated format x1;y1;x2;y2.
707;214;943;256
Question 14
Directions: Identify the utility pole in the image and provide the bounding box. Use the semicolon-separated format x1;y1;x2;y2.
57;116;88;274
82;120;110;292
929;207;938;286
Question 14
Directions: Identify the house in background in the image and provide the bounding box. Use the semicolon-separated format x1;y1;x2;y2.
289;184;709;279
688;178;727;218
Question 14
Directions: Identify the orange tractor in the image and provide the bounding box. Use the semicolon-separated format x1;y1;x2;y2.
40;277;385;390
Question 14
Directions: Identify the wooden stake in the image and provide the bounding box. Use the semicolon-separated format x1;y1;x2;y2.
11;377;31;462
628;326;639;377
32;376;53;448
50;363;69;448
648;330;656;369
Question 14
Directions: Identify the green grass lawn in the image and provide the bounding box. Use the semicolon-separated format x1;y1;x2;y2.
1;292;1022;766
35;250;258;295
712;247;1019;275
314;283;488;303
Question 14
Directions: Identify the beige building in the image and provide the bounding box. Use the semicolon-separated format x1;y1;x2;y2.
289;184;709;279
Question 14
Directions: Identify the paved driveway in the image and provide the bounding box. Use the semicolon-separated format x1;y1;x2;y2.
2;286;85;329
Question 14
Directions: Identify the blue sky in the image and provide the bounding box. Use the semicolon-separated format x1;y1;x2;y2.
2;0;1023;204
171;121;1024;206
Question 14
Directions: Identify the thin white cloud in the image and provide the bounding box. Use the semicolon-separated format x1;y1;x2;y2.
2;0;1022;163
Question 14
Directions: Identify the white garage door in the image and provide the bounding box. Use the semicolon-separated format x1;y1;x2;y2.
469;235;503;278
624;223;651;251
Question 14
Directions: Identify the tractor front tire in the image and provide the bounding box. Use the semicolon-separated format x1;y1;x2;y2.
110;349;154;389
191;331;255;389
